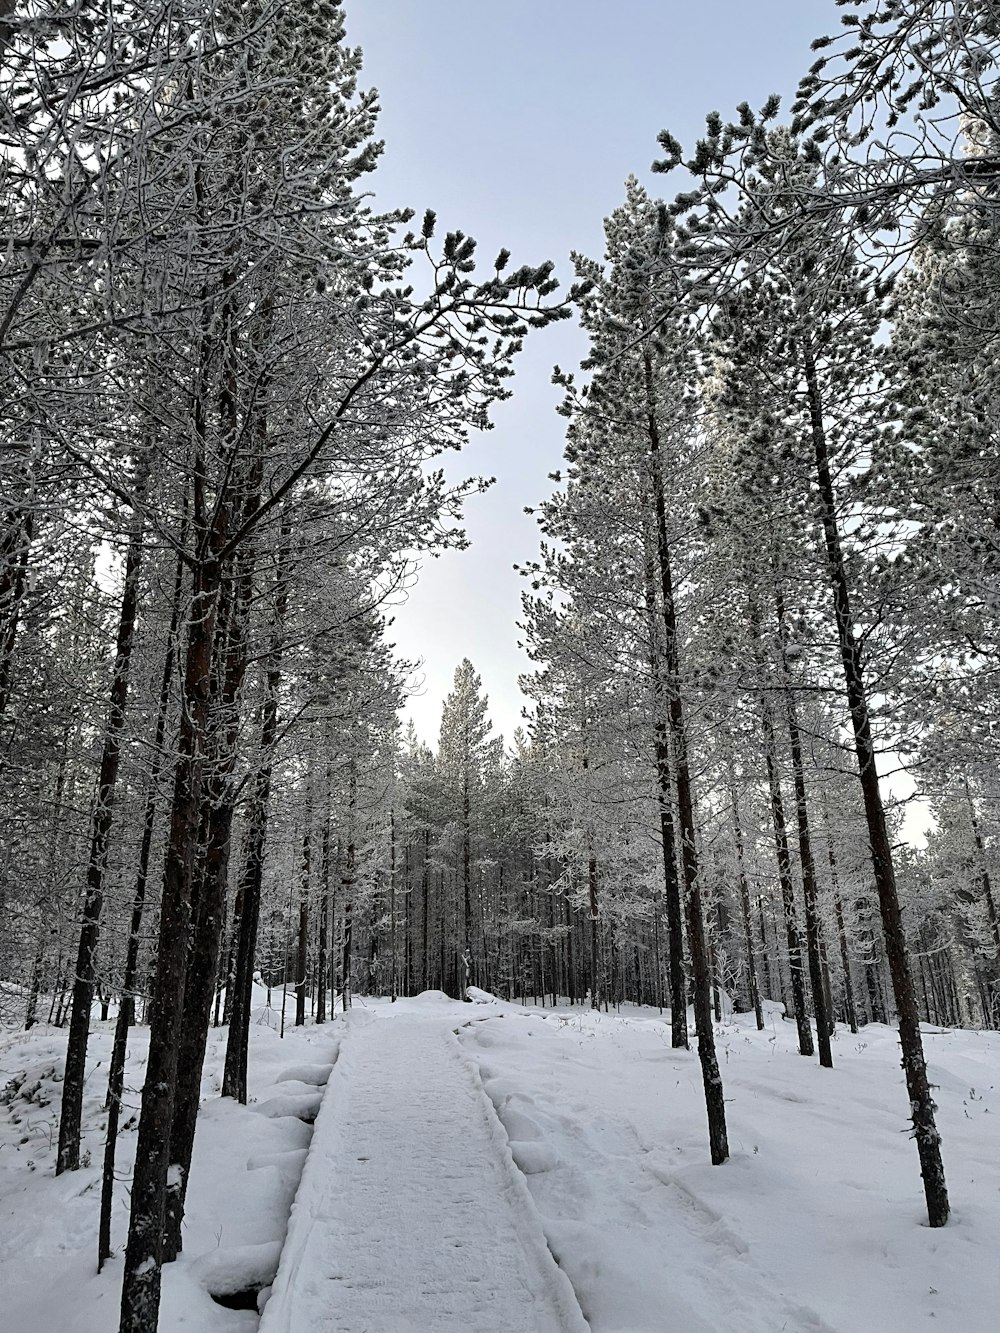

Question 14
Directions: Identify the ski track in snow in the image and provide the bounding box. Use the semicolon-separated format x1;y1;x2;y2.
260;1002;589;1333
468;1017;834;1333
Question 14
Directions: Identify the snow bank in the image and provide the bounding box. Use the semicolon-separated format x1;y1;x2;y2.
462;1005;1000;1333
250;1090;324;1122
189;1240;282;1297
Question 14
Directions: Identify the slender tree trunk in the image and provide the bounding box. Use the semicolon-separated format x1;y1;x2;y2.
23;922;47;1031
774;585;833;1067
0;493;34;723
340;763;356;1012
341;870;354;1011
748;593;814;1057
119;551;224;1332
728;761;764;1031
58;469;147;1175
824;826;860;1036
163;401;263;1262
120;279;233;1324
316;766;332;1023
966;781;1000;963
99;529;186;1271
804;334;948;1227
758;897;774;1001
421;827;430;991
296;815;311;1027
461;766;472;996
389;809;397;1002
642;522;688;1046
221;520;290;1100
643;349;727;1164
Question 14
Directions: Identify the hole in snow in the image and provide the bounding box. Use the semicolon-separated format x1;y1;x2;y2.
209;1286;262;1312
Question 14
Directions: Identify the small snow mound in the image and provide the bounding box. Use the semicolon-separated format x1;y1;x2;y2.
246;1148;308;1174
190;1240;282;1298
466;986;498;1004
509;1140;560;1175
409;989;454;1005
251;1090;323;1122
276;1063;333;1086
498;1105;544;1141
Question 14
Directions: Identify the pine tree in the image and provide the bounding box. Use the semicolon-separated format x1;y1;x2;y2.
437;660;494;997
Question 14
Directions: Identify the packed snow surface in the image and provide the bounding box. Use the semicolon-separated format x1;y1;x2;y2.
1;989;999;1331
260;1006;587;1333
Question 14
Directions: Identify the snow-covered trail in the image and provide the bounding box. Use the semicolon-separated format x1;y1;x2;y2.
260;1001;589;1333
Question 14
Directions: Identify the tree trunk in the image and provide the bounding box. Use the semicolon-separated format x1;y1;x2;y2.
340;763;356;1012
824;826;860;1036
803;333;948;1227
728;762;764;1031
642;520;688;1046
966;781;1000;963
120;288;232;1323
119;551;224;1333
774;584;833;1067
163;391;263;1261
421;827;430;992
748;592;814;1057
99;529;186;1271
389;809;397;1002
316;769;332;1023
296;817;311;1027
221;520;290;1100
58;471;147;1175
0;501;33;724
461;766;472;997
643;349;727;1164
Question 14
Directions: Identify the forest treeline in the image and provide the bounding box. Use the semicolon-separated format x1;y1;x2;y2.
1;1;998;1328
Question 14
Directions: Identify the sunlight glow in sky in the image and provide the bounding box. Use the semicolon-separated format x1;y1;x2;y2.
344;0;833;745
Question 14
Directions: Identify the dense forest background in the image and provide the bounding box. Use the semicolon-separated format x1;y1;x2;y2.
1;2;998;1329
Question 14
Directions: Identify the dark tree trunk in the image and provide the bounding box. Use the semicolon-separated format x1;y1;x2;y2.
340;764;356;1012
221;520;289;1100
461;767;472;996
296;817;311;1027
421;828;430;992
774;585;833;1067
58;475;147;1175
389;809;397;1002
643;350;727;1164
23;923;46;1031
728;763;764;1031
162;751;233;1262
643;526;688;1046
316;769;332;1023
748;593;814;1058
99;529;186;1271
119;551;224;1333
758;897;774;1002
163;408;262;1262
824;826;859;1036
341;878;354;1012
120;278;233;1324
587;849;600;1010
966;782;1000;963
0;503;33;723
804;334;948;1227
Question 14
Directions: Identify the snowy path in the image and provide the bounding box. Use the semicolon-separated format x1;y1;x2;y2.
259;1003;589;1333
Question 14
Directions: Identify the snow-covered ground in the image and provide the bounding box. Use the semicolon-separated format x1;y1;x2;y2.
0;985;337;1332
1;989;998;1332
459;997;1000;1332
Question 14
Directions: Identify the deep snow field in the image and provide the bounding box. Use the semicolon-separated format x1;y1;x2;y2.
1;987;998;1332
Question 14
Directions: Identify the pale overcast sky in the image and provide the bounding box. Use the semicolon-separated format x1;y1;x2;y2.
344;0;831;746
